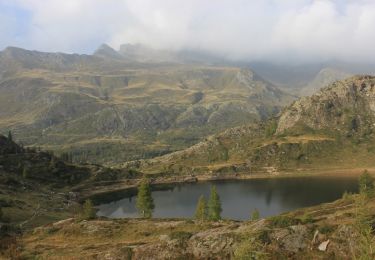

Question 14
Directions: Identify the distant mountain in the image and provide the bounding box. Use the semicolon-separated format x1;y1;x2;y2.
249;61;375;94
132;75;375;175
299;67;352;96
93;44;123;60
0;46;294;166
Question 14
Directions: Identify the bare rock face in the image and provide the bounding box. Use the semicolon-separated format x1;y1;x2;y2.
270;225;310;253
277;75;375;134
188;229;236;259
132;224;238;259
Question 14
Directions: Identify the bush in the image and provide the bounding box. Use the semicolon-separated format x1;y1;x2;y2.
268;215;299;228
234;237;268;260
359;170;374;197
318;224;335;234
300;213;314;224
251;209;260;221
79;199;96;220
342;191;354;200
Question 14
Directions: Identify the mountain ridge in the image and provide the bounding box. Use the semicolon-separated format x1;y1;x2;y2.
0;46;294;165
131;75;375;175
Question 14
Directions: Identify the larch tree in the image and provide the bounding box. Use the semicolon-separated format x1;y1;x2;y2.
208;185;222;221
194;195;208;221
136;179;155;218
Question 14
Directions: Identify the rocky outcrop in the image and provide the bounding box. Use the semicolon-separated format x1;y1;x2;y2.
277;75;375;134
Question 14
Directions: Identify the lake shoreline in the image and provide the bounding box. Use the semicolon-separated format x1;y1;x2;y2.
81;166;372;201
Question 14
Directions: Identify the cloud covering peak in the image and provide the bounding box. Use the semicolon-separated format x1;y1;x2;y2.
1;0;375;63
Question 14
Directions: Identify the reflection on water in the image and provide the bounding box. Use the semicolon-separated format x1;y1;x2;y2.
97;176;358;220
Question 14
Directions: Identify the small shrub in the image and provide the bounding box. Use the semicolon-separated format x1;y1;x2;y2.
268;215;299;228
79;199;96;220
342;191;353;200
359;170;374;197
258;230;271;244
251;209;260;221
234;237;268;260
300;213;314;224
318;224;335;234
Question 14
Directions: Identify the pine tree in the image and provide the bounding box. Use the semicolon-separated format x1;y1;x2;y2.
80;199;96;220
7;130;12;141
359;170;374;197
136;179;155;218
22;166;29;179
251;209;260;221
208;185;222;221
0;206;3;221
194;195;208;221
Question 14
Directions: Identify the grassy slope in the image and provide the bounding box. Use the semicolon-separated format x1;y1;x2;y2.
0;135;139;229
0;64;293;166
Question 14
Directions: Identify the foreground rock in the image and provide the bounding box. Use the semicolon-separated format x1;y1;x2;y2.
7;195;373;259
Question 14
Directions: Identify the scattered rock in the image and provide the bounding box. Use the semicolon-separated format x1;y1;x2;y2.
318;240;330;251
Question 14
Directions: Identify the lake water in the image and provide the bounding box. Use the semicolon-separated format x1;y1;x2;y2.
96;176;358;220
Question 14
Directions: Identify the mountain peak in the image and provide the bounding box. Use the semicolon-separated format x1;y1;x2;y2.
93;43;122;59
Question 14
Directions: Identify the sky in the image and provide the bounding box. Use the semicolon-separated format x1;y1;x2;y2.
1;0;375;63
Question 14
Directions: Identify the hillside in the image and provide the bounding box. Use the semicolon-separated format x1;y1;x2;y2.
0;46;293;166
131;75;375;175
0;134;137;229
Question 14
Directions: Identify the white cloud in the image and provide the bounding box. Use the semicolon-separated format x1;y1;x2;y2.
1;0;375;62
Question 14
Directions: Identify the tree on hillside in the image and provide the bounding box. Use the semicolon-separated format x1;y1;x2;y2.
0;206;3;221
208;185;222;221
359;170;374;197
194;195;208;221
136;179;155;218
22;166;29;179
7;130;12;141
80;199;96;220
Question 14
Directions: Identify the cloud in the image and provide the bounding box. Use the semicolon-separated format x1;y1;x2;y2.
1;0;375;63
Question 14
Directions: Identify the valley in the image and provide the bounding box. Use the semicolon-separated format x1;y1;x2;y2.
1;47;375;259
0;46;294;166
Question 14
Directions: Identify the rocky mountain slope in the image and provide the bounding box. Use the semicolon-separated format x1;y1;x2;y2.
0;46;293;165
132;75;375;175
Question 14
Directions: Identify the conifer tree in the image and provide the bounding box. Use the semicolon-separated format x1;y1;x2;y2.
136;179;155;218
22;166;29;179
194;195;208;221
208;185;222;221
80;199;96;220
359;170;374;197
7;130;12;141
0;206;3;221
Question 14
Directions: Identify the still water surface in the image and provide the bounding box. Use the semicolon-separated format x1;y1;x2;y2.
97;176;358;220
